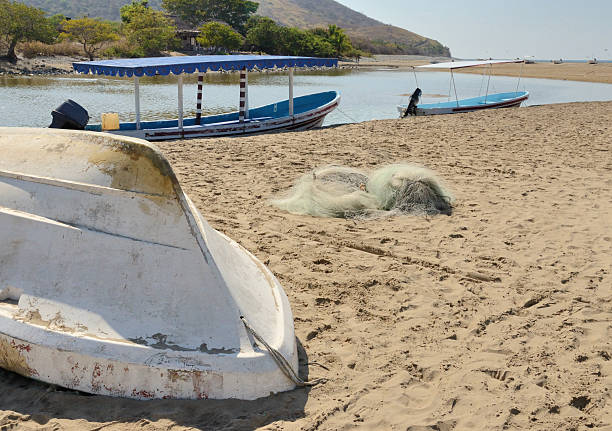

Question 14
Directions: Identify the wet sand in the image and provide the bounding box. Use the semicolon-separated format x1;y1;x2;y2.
345;55;612;84
1;100;611;430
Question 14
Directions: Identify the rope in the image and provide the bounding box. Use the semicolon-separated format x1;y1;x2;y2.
336;107;358;123
412;66;419;88
240;316;327;387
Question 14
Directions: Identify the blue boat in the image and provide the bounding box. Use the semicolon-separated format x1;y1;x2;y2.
398;59;529;116
66;55;340;141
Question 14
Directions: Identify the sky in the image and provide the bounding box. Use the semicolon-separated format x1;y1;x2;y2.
333;0;611;60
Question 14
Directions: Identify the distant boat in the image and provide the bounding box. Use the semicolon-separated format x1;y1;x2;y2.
553;59;563;64
53;55;340;141
398;59;529;117
588;58;598;64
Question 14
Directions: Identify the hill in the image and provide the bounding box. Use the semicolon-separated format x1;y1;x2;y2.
257;0;449;56
18;0;450;56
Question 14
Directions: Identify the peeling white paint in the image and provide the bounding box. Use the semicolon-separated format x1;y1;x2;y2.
0;128;297;399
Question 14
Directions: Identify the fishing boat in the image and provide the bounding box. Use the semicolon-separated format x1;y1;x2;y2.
55;55;339;141
398;59;529;116
0;127;302;399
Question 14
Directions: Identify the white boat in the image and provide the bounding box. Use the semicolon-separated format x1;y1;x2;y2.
398;59;529;116
0;127;299;399
59;55;340;141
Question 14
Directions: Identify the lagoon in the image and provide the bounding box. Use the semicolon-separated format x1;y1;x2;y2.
1;68;612;128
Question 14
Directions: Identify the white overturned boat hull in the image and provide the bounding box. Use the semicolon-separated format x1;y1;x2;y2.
0;128;297;399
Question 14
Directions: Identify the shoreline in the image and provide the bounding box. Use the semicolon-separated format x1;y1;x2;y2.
0;55;78;76
2;54;612;84
341;55;612;84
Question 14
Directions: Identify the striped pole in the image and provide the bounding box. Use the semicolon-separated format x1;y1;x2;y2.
196;73;203;125
239;68;248;122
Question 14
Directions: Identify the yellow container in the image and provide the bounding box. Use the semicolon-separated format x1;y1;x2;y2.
101;113;120;131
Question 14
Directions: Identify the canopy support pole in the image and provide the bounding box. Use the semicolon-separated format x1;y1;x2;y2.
178;74;184;132
289;67;294;117
515;61;525;96
196;73;203;125
451;69;459;107
239;68;248;122
134;76;141;130
484;65;492;103
245;69;249;118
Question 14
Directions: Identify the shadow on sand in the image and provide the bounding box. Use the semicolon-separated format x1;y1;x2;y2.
0;339;314;430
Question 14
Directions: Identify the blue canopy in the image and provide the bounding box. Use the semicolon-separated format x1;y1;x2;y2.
73;55;338;77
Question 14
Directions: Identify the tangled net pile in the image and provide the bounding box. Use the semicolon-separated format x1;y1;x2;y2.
271;163;454;219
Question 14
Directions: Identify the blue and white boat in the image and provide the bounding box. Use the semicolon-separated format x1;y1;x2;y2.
398;59;529;116
67;55;340;141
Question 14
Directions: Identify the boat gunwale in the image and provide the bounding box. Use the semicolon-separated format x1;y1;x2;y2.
418;91;529;110
87;90;339;133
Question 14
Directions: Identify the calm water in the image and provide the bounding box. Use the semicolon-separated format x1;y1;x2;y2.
1;69;612;128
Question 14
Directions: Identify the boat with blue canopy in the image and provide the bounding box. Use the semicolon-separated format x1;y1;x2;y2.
55;55;339;140
398;59;529;116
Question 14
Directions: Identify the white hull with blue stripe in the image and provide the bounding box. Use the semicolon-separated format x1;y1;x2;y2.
65;55;340;141
87;91;340;141
398;91;529;116
398;59;529;117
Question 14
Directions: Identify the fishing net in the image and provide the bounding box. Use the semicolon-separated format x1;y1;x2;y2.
271;163;454;219
366;164;453;216
271;166;379;218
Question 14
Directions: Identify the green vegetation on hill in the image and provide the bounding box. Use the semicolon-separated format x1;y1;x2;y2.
18;0;450;56
2;0;362;61
17;0;162;20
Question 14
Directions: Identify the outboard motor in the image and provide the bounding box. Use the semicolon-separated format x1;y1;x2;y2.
403;88;422;118
49;99;89;130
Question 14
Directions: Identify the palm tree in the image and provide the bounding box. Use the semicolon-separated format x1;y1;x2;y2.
327;24;350;58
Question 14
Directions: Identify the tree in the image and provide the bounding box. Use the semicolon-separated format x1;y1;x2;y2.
244;16;338;57
162;0;258;33
276;27;334;57
122;6;179;56
197;22;243;54
47;14;67;39
61;17;119;60
120;0;149;24
245;16;281;54
326;24;351;58
0;0;55;62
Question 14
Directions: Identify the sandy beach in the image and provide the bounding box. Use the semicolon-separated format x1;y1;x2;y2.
1;100;610;430
346;55;612;84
